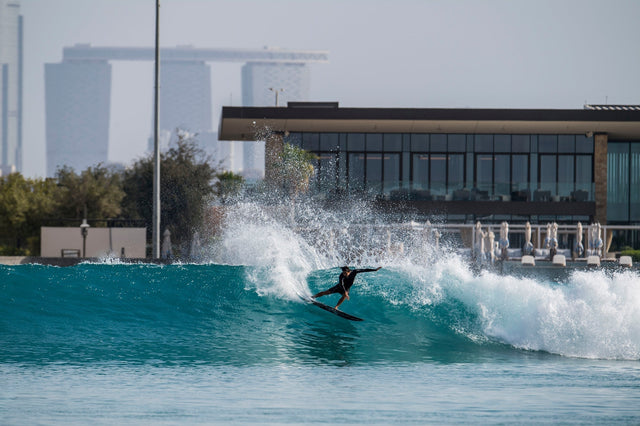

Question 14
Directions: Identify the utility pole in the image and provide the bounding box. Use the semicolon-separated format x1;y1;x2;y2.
152;0;161;259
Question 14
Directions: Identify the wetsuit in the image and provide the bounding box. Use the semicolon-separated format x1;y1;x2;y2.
325;268;378;295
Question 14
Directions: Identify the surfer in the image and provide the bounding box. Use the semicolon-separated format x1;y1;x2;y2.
312;266;382;310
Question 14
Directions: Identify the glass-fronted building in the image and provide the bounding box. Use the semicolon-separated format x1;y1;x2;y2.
286;132;594;202
219;103;640;226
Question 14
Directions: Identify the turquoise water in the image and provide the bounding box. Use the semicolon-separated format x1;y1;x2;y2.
2;202;640;424
3;262;640;424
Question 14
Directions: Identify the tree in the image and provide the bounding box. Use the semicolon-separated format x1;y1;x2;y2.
0;173;59;254
54;164;125;222
214;171;244;203
122;134;217;256
271;143;317;197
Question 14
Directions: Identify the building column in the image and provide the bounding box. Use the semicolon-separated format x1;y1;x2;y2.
264;131;284;184
594;133;608;224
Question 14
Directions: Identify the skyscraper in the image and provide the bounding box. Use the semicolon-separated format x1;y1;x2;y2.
241;62;310;179
44;46;326;176
146;60;212;152
0;0;22;175
45;60;111;176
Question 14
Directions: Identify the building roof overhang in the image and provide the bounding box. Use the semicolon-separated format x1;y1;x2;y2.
219;104;640;141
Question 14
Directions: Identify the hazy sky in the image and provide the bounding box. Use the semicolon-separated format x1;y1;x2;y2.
20;0;640;177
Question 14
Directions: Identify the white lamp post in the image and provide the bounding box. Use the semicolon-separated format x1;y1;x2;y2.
80;219;90;258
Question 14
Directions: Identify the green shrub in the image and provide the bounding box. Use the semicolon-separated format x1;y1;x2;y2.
620;249;640;262
0;245;31;256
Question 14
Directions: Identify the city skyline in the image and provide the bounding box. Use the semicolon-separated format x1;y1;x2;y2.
44;45;325;176
18;0;640;177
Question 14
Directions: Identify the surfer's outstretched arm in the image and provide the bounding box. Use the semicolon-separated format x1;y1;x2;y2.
351;266;382;275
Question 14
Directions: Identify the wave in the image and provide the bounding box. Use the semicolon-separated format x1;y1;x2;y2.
2;259;640;365
2;200;639;364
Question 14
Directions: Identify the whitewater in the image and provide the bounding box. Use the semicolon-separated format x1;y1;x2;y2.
2;199;640;424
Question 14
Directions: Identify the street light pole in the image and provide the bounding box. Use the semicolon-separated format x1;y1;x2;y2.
152;0;161;259
80;219;90;258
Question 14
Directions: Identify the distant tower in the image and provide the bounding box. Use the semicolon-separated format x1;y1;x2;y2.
241;62;310;179
44;46;326;177
0;0;23;175
45;60;111;176
147;60;212;152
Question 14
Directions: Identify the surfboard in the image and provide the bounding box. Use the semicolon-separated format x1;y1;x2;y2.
300;295;363;321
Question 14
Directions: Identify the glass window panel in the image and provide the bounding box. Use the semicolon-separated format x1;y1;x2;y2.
348;153;365;192
402;134;411;152
367;133;383;151
412;153;429;191
466;135;474;152
448;154;464;192
317;154;337;192
494;135;511;153
383;153;401;193
608;143;629;222
557;155;574;198
431;134;447;152
530;154;538;188
475;134;493;152
430;154;447;196
302;133;320;151
348;133;365;151
539;154;557;195
575;155;592;198
384;134;402;152
339;133;347;151
512;155;529;194
512;135;530;153
402;152;410;183
576;135;594;153
558;135;575;153
494;155;510;197
337;151;347;190
631;143;640;221
285;132;302;147
411;134;429;151
475;154;493;196
448;134;466;152
319;133;339;152
466;152;474;188
366;153;383;194
531;135;538;153
538;135;557;153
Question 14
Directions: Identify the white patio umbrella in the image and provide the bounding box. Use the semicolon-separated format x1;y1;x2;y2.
161;229;172;259
573;222;584;258
523;221;534;255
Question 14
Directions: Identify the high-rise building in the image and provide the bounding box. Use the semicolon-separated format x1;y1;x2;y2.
45;46;327;176
0;0;22;175
45;60;111;176
160;60;212;135
146;60;212;153
241;62;310;179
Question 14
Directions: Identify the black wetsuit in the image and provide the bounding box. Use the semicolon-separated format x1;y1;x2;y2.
326;268;378;295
